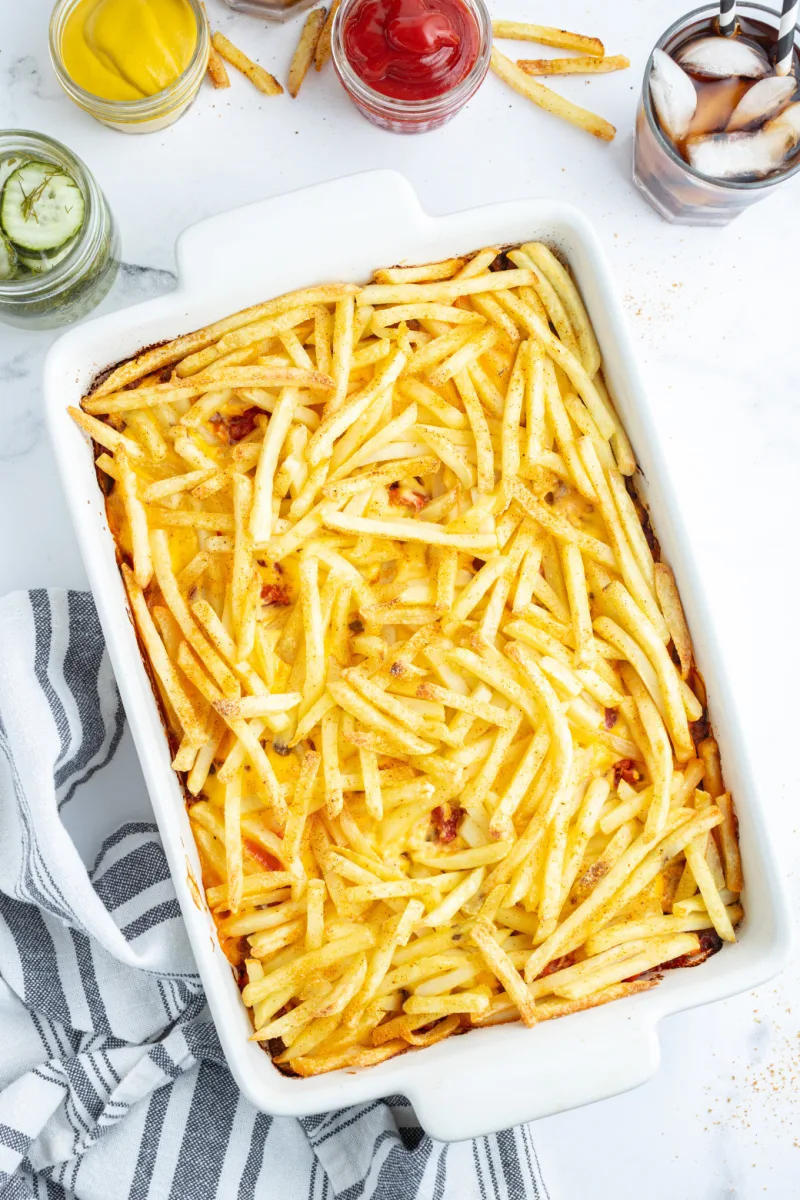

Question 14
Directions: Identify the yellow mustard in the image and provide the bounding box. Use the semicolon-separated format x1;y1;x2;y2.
61;0;198;101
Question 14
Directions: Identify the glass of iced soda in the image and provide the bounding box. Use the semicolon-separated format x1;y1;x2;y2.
634;3;800;225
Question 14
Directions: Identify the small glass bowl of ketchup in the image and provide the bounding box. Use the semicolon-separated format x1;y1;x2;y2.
331;0;491;133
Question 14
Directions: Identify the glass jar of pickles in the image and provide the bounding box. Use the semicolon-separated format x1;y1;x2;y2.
0;131;120;329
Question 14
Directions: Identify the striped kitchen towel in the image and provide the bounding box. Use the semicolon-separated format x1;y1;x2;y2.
0;589;550;1200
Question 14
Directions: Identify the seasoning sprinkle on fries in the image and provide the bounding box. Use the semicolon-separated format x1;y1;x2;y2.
74;242;742;1078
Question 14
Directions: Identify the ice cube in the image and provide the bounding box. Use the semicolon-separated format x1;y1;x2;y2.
727;75;797;130
763;100;800;149
686;128;792;178
676;36;771;79
650;48;697;141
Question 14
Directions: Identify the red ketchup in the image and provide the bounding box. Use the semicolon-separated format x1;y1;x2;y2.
342;0;481;102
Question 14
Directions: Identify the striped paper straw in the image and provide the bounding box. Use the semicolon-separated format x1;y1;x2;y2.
719;0;737;36
775;0;799;74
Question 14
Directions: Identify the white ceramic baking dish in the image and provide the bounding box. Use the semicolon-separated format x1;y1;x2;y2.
44;171;792;1142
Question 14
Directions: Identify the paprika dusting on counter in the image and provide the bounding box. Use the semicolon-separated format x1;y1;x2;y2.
61;0;198;101
342;0;481;101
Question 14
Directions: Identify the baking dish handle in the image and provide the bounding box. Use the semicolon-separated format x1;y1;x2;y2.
404;1017;661;1143
173;170;425;293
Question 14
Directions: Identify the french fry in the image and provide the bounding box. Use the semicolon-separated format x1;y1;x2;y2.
360;269;536;306
122;565;205;744
654;562;693;680
577;439;667;637
413;842;513;870
714;791;743;893
521;242;602;378
151;531;240;699
517;55;630;76
305;877;326;950
202;4;231;88
82;383;202;415
423;867;485;926
249;387;299;543
470;918;537;1026
607;468;656;589
289;7;327;98
298;554;325;716
489;49;616;142
500;341;527;483
602;581;693;763
492;19;605;56
683;839;736;943
116;450;153;589
404;991;490;1016
220;898;305;939
211;31;284;96
284;750;320;869
223;768;244;914
584;909;739;956
315;0;339;70
489;726;550;841
323;510;498;553
428;324;499;388
561;543;594;667
289;1040;406;1076
308;348;406;467
69;406;146;460
508;252;578;359
620;664;673;840
373;257;465;285
321;708;344;817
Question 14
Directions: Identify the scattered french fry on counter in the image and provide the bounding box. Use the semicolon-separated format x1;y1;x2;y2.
517;55;630;76
490;47;617;141
316;0;340;71
492;20;605;57
212;30;284;96
202;3;231;89
290;7;328;97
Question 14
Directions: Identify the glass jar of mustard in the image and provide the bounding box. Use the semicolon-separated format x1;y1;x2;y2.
0;131;119;330
49;0;209;133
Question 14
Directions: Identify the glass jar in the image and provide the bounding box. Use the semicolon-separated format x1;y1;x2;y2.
49;0;209;134
633;3;800;226
331;0;491;134
220;0;317;21
0;132;119;330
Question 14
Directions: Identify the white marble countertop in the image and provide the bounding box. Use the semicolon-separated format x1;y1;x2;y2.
3;0;800;1194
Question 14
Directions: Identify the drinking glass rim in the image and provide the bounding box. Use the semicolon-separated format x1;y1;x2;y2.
642;1;800;192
